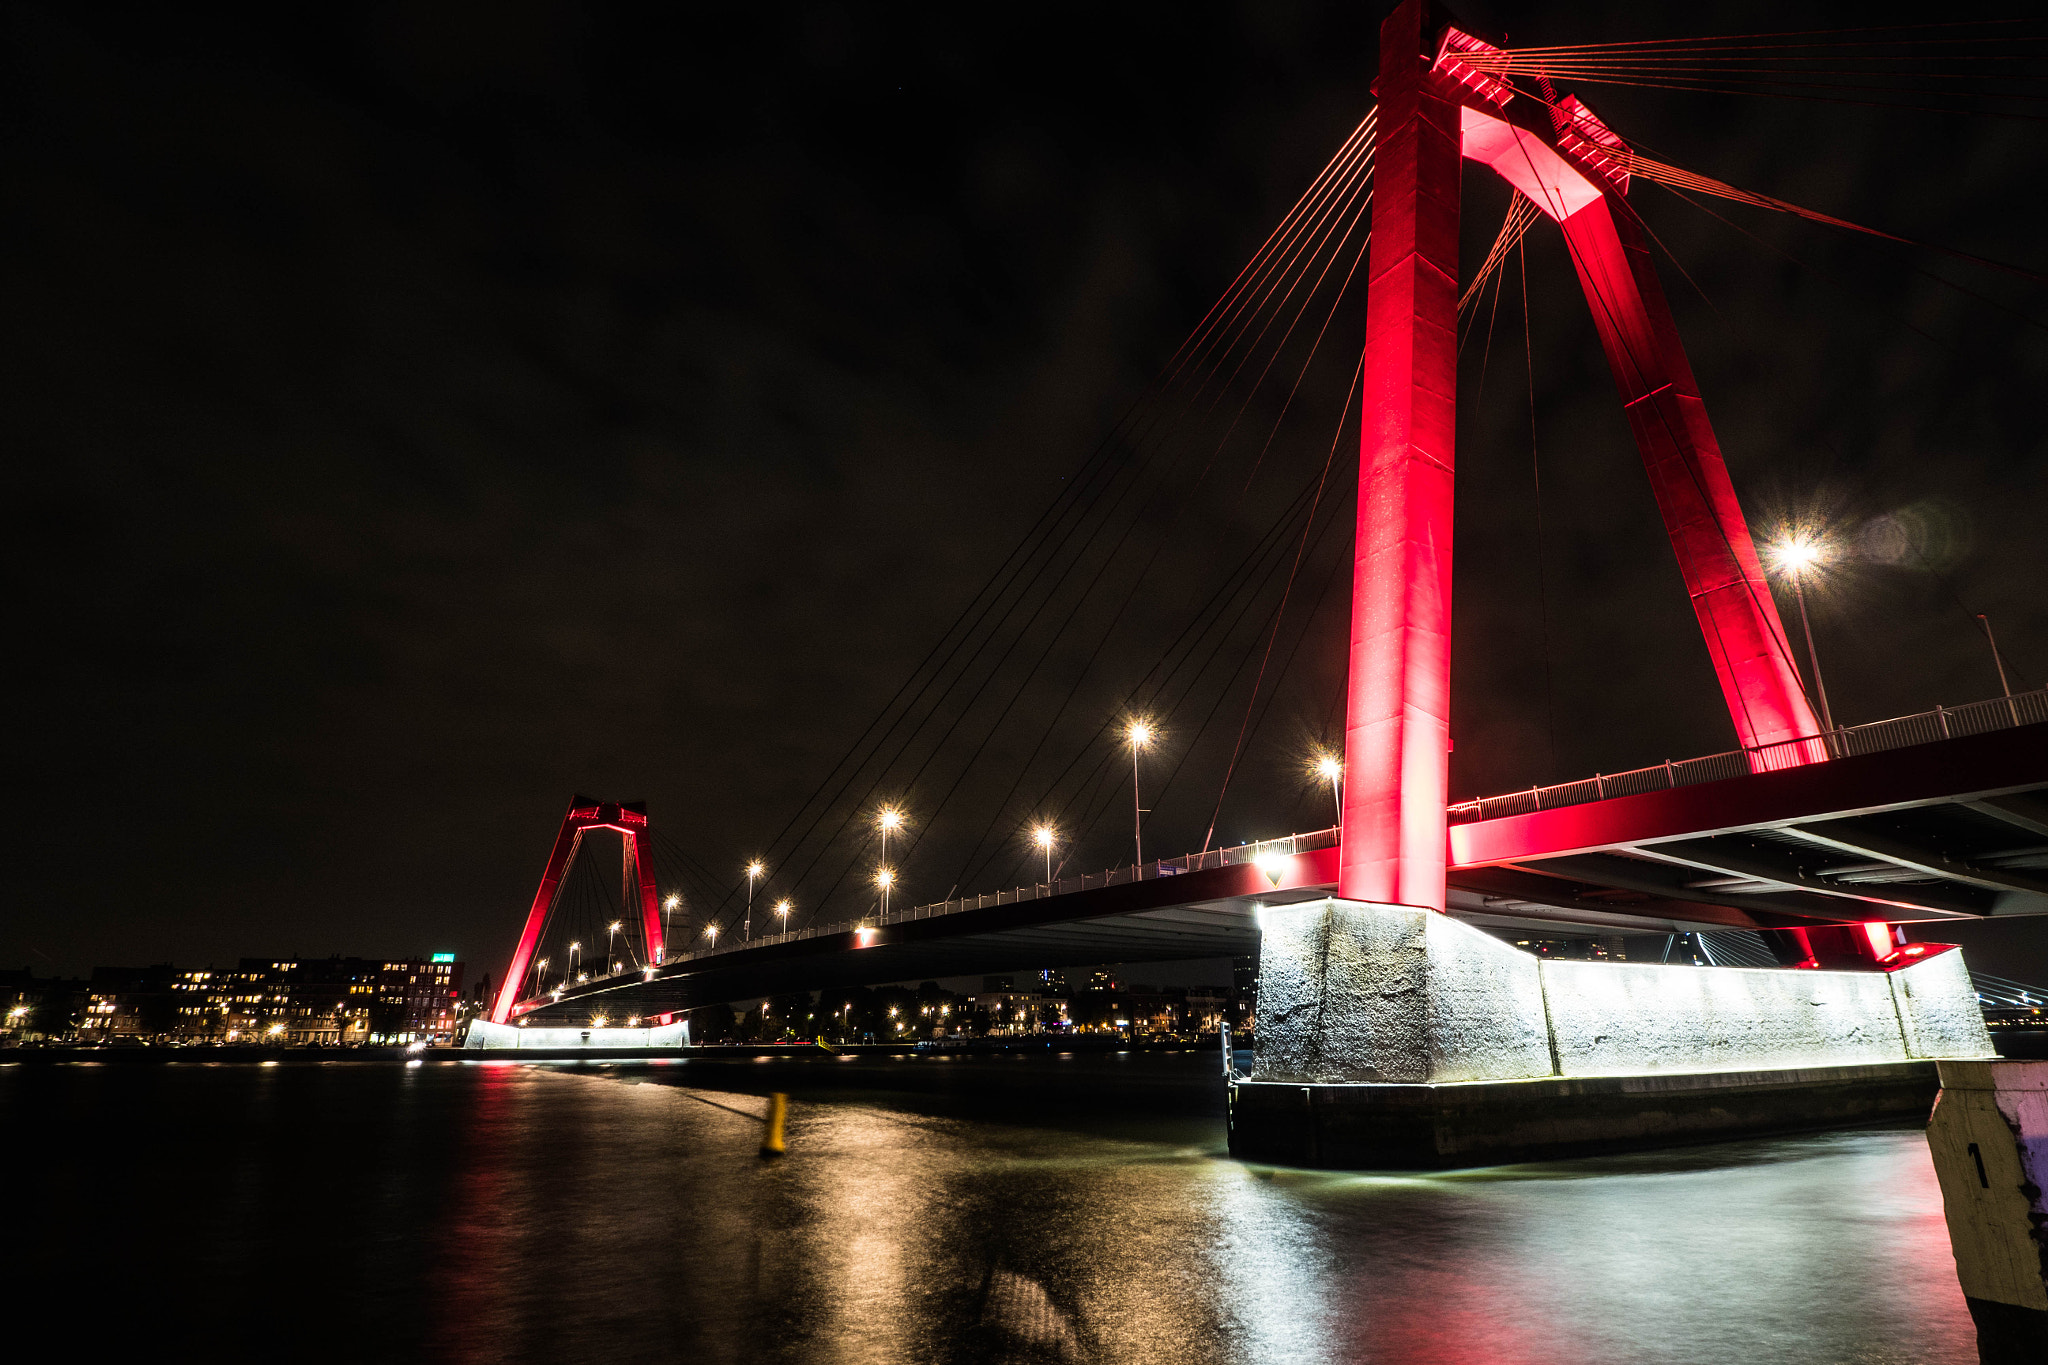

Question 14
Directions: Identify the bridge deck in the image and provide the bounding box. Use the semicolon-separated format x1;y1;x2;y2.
522;721;2045;1020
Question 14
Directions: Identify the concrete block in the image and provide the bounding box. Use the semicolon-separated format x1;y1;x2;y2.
1893;949;1997;1059
464;1019;688;1050
1926;1060;2048;1361
1540;958;1907;1076
1251;899;1551;1084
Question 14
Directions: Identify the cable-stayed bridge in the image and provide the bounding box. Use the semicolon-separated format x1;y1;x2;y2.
480;4;2047;1050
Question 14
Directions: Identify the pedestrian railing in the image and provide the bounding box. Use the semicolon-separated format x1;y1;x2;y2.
1446;687;2045;825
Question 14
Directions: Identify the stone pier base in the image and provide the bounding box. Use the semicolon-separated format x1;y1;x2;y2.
1230;898;1994;1169
1925;1060;2048;1363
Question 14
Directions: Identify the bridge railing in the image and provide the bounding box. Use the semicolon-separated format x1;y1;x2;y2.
1446;687;2047;825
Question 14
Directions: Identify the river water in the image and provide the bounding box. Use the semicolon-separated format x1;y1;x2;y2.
3;1052;1977;1363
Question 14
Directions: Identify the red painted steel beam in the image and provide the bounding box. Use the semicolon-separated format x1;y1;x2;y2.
626;831;663;966
1447;44;1820;759
1339;0;1465;909
491;805;586;1024
1448;723;2048;869
1553;198;1820;757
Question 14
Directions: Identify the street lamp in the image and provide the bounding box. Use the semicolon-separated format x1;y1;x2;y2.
607;920;622;973
875;866;895;917
1031;824;1057;884
745;860;765;940
1313;751;1343;828
704;922;720;948
1125;720;1155;868
1765;532;1836;739
876;806;905;877
663;893;681;961
533;956;549;997
774;898;792;936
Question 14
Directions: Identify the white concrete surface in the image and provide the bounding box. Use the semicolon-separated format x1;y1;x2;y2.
1541;958;1905;1076
1253;900;1551;1084
464;1019;689;1050
1927;1060;2048;1312
1252;898;1994;1085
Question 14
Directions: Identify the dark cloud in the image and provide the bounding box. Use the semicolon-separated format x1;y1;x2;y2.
4;1;2043;980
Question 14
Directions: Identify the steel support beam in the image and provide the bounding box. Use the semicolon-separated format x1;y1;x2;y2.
1339;0;1463;908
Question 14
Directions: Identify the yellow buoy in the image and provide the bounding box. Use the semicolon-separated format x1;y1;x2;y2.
759;1091;788;1158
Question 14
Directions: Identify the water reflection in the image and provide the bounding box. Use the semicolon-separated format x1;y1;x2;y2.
2;1055;1977;1364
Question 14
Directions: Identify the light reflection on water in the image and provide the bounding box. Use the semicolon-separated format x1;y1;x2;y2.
2;1053;1975;1364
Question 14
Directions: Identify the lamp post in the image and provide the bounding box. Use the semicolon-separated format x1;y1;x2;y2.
1126;721;1154;868
533;956;549;998
662;894;680;962
607;920;622;973
876;806;904;874
745;861;765;940
1315;753;1343;828
567;941;581;983
1032;824;1057;885
1766;533;1835;741
875;866;895;918
1978;615;2019;724
774;899;792;938
704;922;719;949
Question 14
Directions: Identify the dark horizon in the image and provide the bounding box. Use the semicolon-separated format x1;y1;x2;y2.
7;1;2044;981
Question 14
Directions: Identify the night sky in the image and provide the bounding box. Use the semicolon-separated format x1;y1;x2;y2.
7;2;2044;983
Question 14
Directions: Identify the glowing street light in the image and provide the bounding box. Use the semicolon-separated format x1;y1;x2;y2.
662;893;681;961
875;806;906;880
774;898;793;936
745;860;766;940
533;956;550;997
1031;823;1058;884
875;866;896;917
1765;531;1836;737
568;940;582;981
1126;720;1155;869
607;920;623;973
1312;751;1343;828
704;922;720;948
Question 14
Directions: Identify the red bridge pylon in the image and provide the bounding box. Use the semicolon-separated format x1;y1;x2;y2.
1339;0;1824;910
489;796;663;1024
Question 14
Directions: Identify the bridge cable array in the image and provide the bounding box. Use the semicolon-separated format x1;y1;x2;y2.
670;115;1384;937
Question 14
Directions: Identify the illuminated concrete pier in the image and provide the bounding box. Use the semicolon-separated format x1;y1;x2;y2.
465;1019;687;1051
1227;899;1994;1168
1925;1061;2048;1362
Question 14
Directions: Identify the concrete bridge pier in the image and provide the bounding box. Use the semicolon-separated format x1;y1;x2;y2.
1228;898;1995;1169
1926;1061;2048;1362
